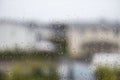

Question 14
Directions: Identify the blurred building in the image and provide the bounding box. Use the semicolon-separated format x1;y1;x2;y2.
0;20;120;57
0;20;55;52
67;22;120;58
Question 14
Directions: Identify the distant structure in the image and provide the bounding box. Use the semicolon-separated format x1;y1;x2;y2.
0;20;55;52
67;22;120;58
0;20;120;58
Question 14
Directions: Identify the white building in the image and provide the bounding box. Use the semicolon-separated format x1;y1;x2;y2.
0;23;35;50
0;21;55;51
91;53;120;68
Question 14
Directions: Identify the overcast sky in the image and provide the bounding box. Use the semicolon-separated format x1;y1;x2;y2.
0;0;120;22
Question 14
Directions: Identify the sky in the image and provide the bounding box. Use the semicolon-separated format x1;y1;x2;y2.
0;0;120;22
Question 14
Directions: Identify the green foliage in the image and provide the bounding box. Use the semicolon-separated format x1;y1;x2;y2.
114;67;120;80
2;60;59;80
0;70;8;80
96;66;120;80
0;49;58;60
96;66;116;80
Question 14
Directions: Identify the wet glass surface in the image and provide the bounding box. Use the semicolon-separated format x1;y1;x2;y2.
0;0;120;80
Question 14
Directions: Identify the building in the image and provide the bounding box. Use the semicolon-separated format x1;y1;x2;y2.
67;22;120;58
0;20;55;52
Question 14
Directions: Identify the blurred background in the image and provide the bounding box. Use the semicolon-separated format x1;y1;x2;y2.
0;0;120;80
